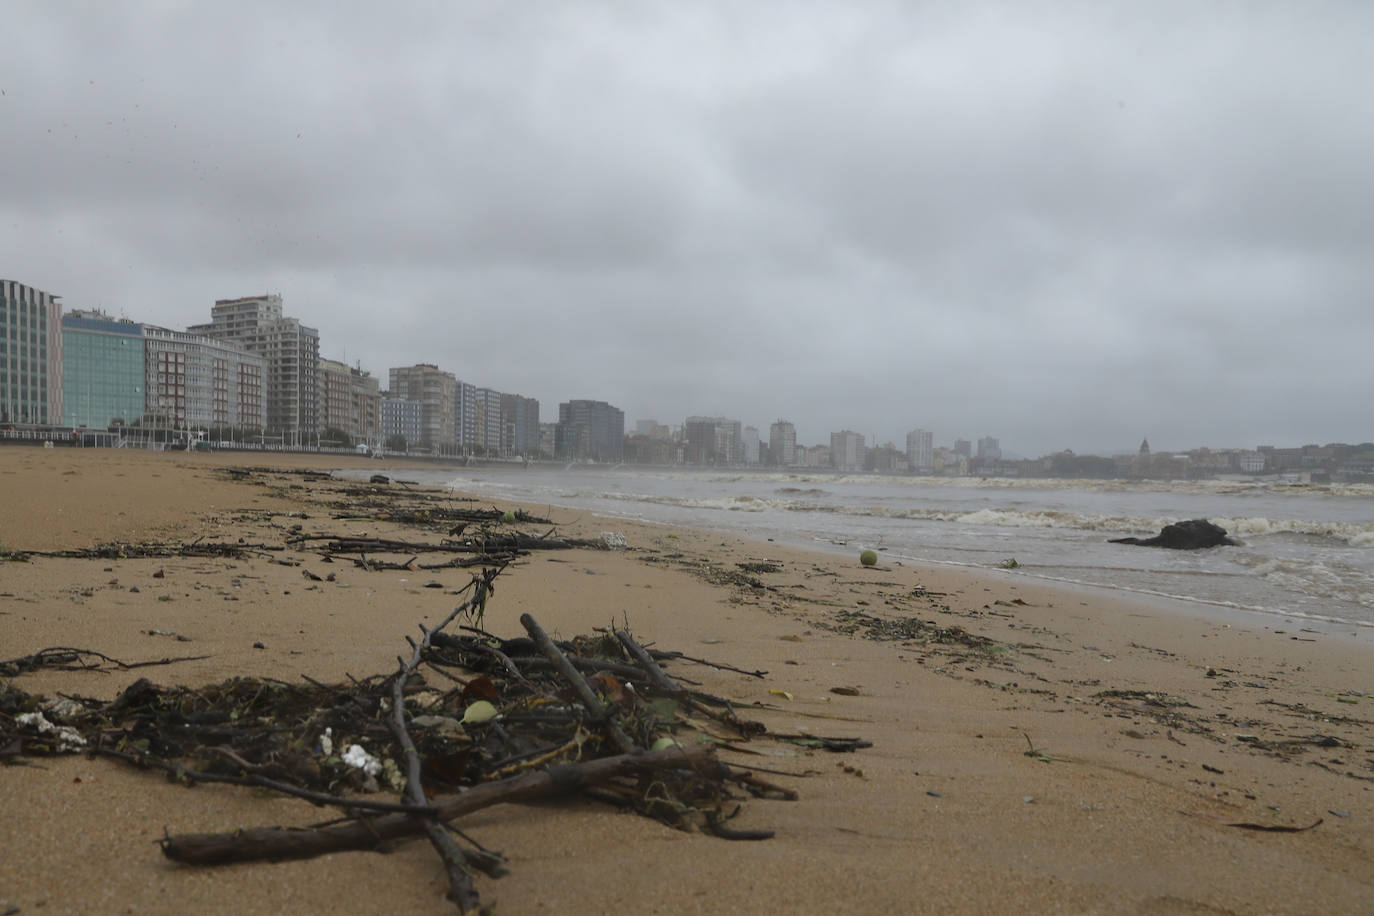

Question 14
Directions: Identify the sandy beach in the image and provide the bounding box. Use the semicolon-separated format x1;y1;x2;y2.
2;447;1371;914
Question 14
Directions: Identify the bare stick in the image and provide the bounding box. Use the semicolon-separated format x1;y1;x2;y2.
614;629;767;737
520;614;636;754
89;746;435;815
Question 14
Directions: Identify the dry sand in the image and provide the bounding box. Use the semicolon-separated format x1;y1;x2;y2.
1;446;1371;914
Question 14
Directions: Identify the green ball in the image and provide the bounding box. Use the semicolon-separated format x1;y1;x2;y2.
501;511;517;523
859;549;878;567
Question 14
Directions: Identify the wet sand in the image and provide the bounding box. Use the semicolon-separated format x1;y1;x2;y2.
1;447;1371;914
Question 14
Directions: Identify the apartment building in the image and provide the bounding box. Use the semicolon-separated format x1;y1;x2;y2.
769;419;797;467
455;380;478;451
190;295;319;444
318;358;355;442
1;279;63;425
389;363;456;449
316;359;379;445
906;428;934;473
500;392;541;457
473;387;503;454
830;430;866;471
557;399;624;462
351;367;381;446
685;416;742;465
142;325;266;431
381;395;422;449
742;426;761;464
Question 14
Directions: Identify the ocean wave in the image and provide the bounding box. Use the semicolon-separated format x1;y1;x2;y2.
876;549;1373;627
596;492;787;513
771;502;1374;547
1211;516;1374;547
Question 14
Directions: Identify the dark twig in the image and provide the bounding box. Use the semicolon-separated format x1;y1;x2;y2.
88;746;436;815
614;629;767;737
0;647;211;677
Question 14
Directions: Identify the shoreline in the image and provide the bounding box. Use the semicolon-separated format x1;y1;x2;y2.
3;448;1373;914
342;461;1374;643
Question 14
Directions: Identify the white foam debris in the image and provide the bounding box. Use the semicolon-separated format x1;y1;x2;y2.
16;711;87;751
341;743;382;776
599;531;628;550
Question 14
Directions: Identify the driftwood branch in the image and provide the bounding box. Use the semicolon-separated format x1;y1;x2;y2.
161;744;716;866
0;647;211;677
385;576;496;911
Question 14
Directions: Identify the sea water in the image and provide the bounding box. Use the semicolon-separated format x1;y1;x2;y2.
355;466;1374;632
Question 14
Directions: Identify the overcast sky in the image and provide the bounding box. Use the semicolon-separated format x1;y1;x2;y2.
4;2;1371;456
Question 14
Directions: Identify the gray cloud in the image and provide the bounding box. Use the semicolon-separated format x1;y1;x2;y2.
4;1;1371;456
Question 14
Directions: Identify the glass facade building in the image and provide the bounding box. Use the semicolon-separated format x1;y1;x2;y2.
61;311;145;428
1;279;63;425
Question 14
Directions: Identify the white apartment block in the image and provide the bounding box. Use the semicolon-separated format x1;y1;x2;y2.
830;430;865;471
142;326;266;430
190;295;319;444
906;428;934;473
743;425;761;464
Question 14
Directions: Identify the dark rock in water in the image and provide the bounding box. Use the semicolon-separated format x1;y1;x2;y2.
1110;518;1236;549
369;474;390;484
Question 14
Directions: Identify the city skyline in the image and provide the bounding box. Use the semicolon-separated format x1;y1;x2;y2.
11;279;1369;463
5;5;1372;456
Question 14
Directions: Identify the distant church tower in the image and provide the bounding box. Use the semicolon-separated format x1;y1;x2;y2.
1134;438;1152;477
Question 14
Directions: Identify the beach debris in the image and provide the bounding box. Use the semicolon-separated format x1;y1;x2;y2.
14;711;86;751
2;539;283;562
341;743;383;777
0;646;209;677
999;558;1019;569
460;699;500;725
1022;733;1066;763
599;531;628;550
2;556;855;912
1226;818;1323;833
823;608;1002;662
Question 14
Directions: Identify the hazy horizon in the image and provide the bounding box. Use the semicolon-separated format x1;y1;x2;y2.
5;3;1371;456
